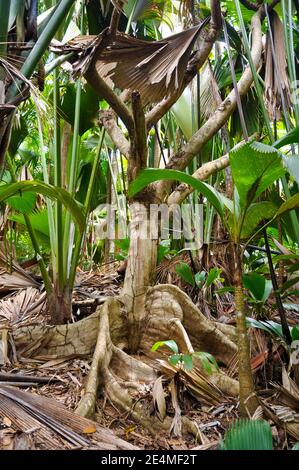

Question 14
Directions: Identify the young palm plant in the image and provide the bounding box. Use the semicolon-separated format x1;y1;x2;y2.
0;1;99;323
129;137;299;416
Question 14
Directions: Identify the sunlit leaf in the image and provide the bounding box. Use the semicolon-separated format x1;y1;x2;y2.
274;126;299;149
151;339;179;354
276;193;299;218
128;169;225;219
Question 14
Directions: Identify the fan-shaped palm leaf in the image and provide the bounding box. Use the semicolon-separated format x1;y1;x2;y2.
60;17;210;105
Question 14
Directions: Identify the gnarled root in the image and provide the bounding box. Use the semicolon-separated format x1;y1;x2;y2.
142;285;237;366
74;285;238;436
12;284;238;437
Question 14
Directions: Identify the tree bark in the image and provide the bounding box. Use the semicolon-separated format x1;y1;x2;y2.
233;244;259;417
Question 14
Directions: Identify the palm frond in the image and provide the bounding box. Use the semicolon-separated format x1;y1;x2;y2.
221;419;273;450
57;17;210;105
200;61;221;121
264;11;291;121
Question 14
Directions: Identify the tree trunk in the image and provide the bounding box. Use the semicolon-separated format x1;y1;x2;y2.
48;284;72;324
233;244;259;417
123;201;158;353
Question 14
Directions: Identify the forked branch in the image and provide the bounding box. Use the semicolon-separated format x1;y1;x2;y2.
155;9;263;199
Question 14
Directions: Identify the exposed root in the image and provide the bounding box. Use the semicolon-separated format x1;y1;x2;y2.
74;285;238;437
75;300;114;418
12;310;101;359
11;284;239;437
143;285;237;365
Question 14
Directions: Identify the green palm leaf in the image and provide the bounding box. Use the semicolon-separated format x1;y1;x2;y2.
221;419;273;450
0;181;85;233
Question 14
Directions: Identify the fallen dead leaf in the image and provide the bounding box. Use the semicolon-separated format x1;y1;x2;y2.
83;424;97;434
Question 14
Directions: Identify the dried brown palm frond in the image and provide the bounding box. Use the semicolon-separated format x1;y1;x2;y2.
55;17;210;105
0;385;137;450
0;270;40;292
93;21;210;105
260;368;299;440
156;358;225;406
200;60;222;121
0;247;41;293
0;288;46;326
264;11;292;121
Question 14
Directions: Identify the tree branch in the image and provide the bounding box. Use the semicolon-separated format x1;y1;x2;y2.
146;0;222;130
155;10;263;200
85;65;134;133
167;153;229;205
100;109;130;159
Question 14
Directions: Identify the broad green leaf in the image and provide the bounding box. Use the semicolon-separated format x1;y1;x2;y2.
243;273;266;301
114;238;130;253
262;280;273;302
5;192;36;214
157;244;170;264
274;127;299;149
246;318;285;340
276;194;299;218
124;0;152;21
182;354;193;371
169;354;182;367
175;262;195;286
195;271;206;289
77;154;107;210
240;201;277;239
205;267;222;289
151;340;179;354
128;169;225;219
8;208;62;246
61;84;99;135
229;140;285;209
193;351;219;374
0;181;85;233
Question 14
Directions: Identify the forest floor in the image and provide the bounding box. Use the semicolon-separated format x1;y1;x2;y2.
0;262;299;450
0;356;237;450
